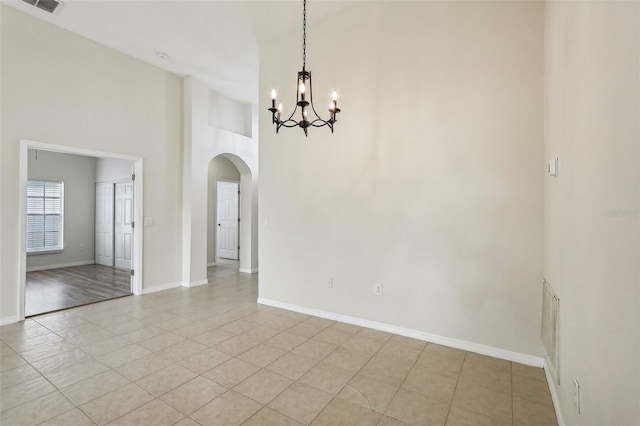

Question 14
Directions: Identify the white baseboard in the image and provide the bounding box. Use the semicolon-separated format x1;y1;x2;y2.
239;267;258;274
26;260;95;272
257;298;545;368
142;282;182;295
0;316;20;326
544;360;566;426
207;262;217;267
183;279;208;288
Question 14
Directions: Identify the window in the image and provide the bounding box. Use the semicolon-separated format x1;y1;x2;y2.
26;180;64;253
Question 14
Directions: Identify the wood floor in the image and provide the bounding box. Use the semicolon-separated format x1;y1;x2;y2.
26;264;132;317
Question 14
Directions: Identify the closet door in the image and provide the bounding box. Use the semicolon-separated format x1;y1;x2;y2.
114;181;133;270
95;183;114;266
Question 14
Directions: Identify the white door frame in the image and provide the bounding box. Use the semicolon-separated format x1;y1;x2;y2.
18;140;144;321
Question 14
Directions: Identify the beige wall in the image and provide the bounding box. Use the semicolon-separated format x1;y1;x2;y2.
26;150;97;270
209;91;252;138
207;156;241;264
259;1;544;357
544;2;640;424
0;5;183;320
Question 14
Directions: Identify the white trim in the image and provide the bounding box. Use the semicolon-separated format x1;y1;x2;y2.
207;262;217;267
182;279;208;288
239;267;258;274
95;177;133;185
0;316;20;326
18;142;28;321
24;141;142;162
545;360;566;426
26;260;95;272
26;249;63;256
141;282;182;295
131;160;143;296
257;298;545;368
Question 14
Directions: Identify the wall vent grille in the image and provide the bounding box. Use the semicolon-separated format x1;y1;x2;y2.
542;278;560;385
21;0;63;14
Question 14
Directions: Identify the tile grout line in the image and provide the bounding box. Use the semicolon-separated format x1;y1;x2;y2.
443;350;468;426
377;340;427;425
511;360;515;426
241;316;338;425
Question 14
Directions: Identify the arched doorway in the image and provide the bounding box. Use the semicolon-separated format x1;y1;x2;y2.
207;153;256;274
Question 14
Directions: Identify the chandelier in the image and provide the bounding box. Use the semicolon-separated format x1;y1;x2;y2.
268;0;341;137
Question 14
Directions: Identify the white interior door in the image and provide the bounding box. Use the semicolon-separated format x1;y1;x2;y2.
95;183;114;266
114;181;133;270
216;181;239;260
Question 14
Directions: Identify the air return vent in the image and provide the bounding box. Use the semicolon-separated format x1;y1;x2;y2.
541;278;560;385
22;0;63;14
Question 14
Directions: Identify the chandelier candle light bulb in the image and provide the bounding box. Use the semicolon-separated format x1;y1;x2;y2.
267;0;342;136
299;82;306;94
329;91;338;115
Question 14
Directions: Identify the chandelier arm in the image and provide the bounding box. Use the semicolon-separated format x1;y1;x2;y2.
306;72;328;122
309;119;331;127
283;103;300;123
278;120;302;128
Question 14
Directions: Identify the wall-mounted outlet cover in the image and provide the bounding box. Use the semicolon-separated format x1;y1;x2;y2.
327;278;334;289
548;157;558;177
374;284;383;296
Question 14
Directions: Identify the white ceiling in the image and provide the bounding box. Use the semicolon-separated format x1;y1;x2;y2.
4;0;357;103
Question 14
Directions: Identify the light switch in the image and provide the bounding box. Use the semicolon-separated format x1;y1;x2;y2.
144;217;153;227
548;157;558;177
263;218;269;228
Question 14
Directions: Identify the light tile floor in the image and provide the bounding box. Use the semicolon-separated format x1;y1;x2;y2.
0;263;558;425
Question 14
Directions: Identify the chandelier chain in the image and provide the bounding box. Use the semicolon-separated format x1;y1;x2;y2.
302;0;306;70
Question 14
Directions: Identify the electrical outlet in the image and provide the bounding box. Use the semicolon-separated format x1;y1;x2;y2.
327;278;334;289
79;243;85;250
573;378;581;414
374;283;383;296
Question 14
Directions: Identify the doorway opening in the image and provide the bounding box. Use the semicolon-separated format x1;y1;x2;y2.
18;140;143;320
207;155;241;267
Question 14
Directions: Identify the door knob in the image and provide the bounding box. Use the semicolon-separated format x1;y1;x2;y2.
218;224;221;226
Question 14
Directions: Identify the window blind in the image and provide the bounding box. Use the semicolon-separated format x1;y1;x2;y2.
27;180;63;253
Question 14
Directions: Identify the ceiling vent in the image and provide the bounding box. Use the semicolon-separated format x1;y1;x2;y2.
22;0;63;14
